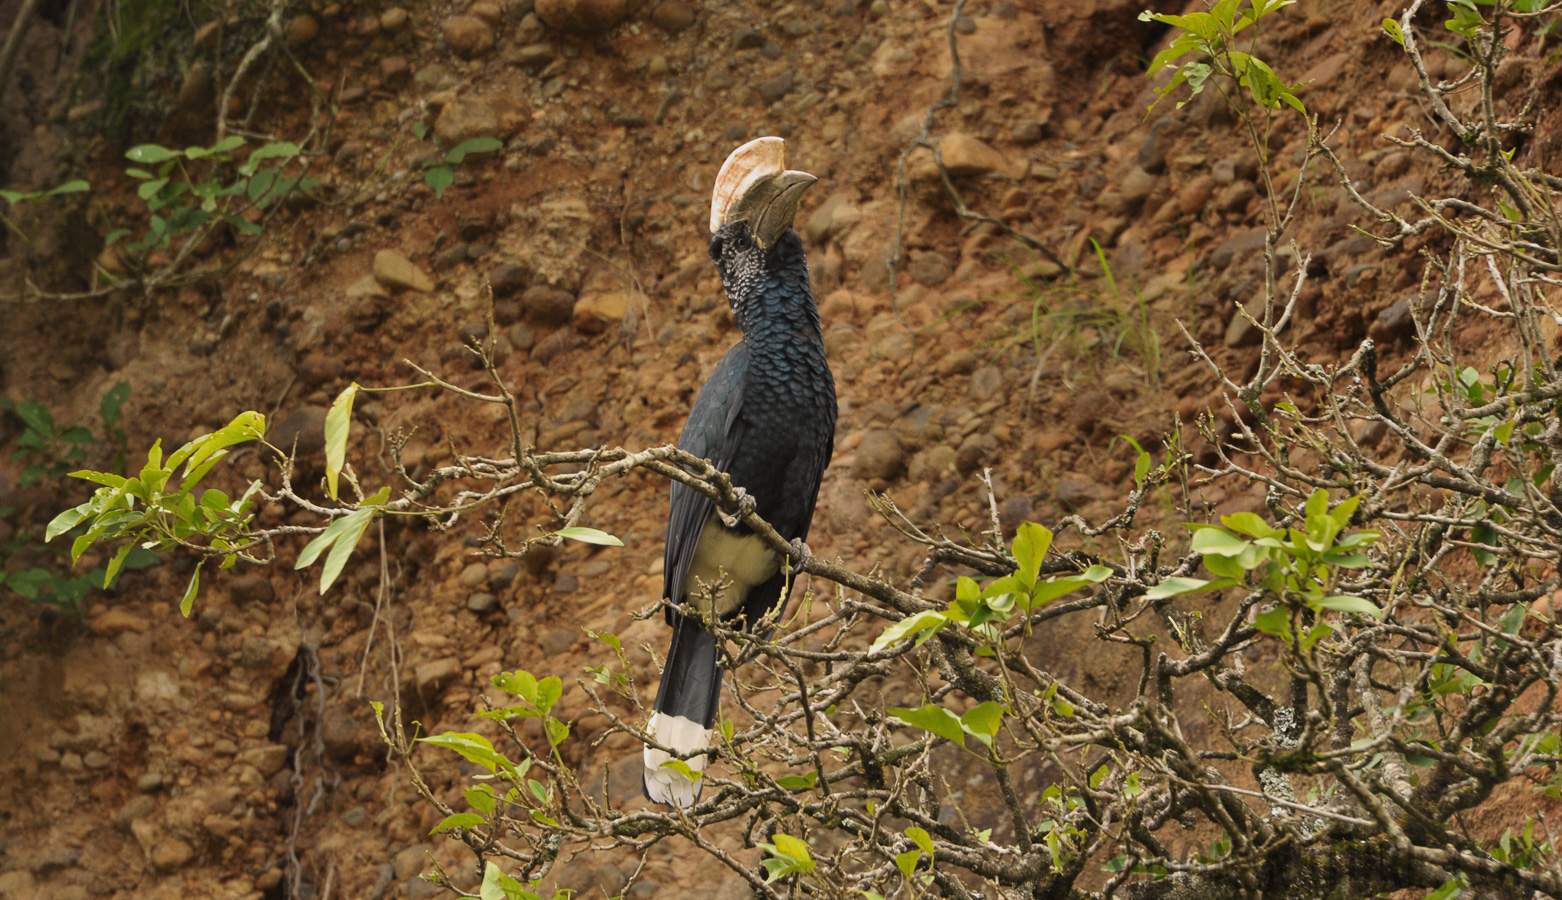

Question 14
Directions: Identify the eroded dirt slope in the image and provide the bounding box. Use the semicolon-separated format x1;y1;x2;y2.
4;0;1562;897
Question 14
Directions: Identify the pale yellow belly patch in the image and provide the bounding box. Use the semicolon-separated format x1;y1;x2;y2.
684;515;779;617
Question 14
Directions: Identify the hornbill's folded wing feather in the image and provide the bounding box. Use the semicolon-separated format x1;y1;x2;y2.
662;343;749;618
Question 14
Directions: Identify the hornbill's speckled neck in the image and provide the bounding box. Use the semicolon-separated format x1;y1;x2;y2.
642;138;838;808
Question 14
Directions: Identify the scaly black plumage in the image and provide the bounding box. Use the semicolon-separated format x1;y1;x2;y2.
643;223;837;808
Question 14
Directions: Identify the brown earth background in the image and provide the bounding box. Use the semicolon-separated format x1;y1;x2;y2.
3;0;1561;897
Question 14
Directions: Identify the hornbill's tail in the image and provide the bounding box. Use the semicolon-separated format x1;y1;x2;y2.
643;612;722;807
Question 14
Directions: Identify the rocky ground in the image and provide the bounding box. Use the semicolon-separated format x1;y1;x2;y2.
4;0;1562;897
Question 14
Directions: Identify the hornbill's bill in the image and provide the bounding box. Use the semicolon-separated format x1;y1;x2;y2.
642;138;837;808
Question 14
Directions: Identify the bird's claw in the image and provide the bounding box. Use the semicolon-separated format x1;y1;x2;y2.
719;488;756;528
788;539;812;577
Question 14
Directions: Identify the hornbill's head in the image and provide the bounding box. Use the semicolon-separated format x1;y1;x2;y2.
708;138;816;286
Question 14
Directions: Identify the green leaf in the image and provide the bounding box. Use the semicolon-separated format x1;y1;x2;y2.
15;401;54;436
446;136;504;164
1425;875;1466;900
759;833;815;882
1190;526;1250;557
554;526;624;546
1011;521;1052;586
871;610;949;653
241;141;300;176
247;169;277;202
100;381;131;427
896;849;922;881
906;827;934;858
431;813;484;834
464;787;497;814
418;732;502;772
1133;449;1152;488
319;507;375;594
480;863;534;900
425;165;455;197
1300;621;1334;652
172;410;266;474
103;541;135;588
658;759;701;783
48;180;90;196
494;669;540;704
889;704;965;747
325;383;358;500
776;771;819;790
126;144;181;163
208;134;247;155
1312;595;1384;619
1029;565;1113;608
1145;576;1230;599
295;507;376;593
959;701;1006;748
46;504;90;541
1203;552;1247;579
1253;607;1290;638
179;562;202;617
1329;493;1362;529
535;676;563;713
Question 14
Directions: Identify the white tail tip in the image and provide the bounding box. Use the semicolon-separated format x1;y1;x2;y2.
642;712;711;808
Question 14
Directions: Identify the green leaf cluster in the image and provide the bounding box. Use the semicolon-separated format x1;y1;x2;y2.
116;137;316;254
758;833;816;883
46;412;267;616
1172;491;1383;649
0;179;89;206
414;136;504;198
480;668;571;750
888;700;1008;752
1141;0;1306;115
895;827;935;882
478;862;569;900
871;521;1111;656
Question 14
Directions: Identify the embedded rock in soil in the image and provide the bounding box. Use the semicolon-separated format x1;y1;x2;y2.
651;2;695;33
936;133;1012;177
443;16;495;58
416;658;462;693
151;838;195;871
908;251;950;286
469;1;504;25
372;250;435;292
229;573;274;605
572;292;629;334
522;285;578;327
853;430;904;480
285;14;320;46
535;0;626;34
434;98;500;148
1053;473;1101;508
271;406;329;457
1369;296;1418;342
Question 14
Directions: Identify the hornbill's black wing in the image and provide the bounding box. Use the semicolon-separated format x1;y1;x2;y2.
662;342;749;618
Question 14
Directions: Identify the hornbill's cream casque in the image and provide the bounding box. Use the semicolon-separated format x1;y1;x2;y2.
642;138;838;808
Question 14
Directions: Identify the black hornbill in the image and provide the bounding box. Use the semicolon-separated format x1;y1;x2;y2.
642;138;837;807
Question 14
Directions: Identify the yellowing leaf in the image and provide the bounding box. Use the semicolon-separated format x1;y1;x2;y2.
325;383;358;501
